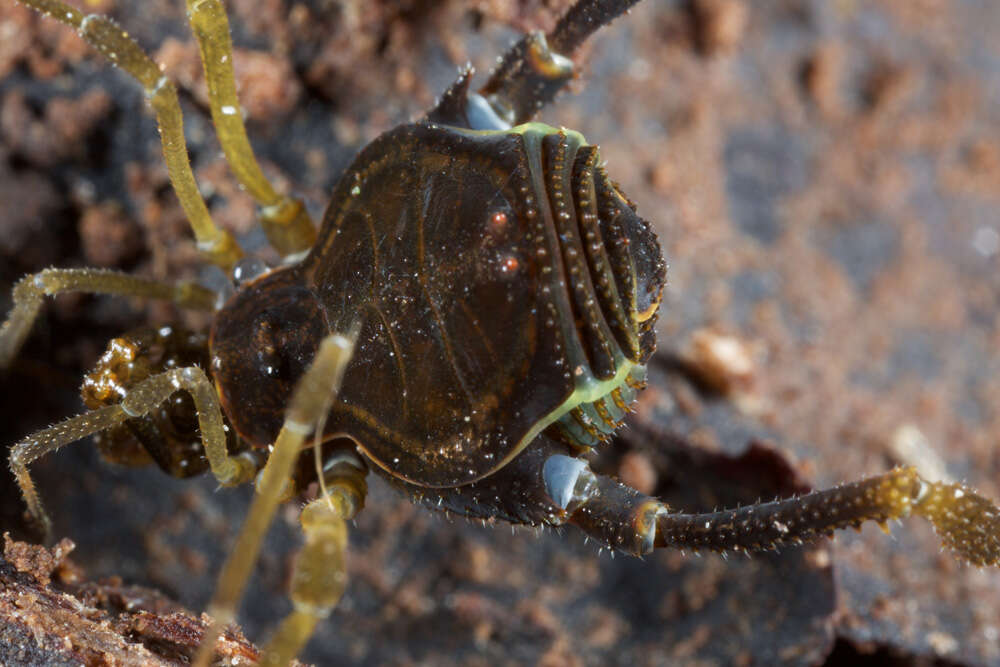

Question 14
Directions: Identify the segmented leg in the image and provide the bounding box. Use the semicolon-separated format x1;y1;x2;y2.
0;268;216;368
16;0;243;269
546;453;1000;566
546;0;646;55
400;434;1000;568
8;365;255;539
261;451;367;666
479;0;645;125
184;0;316;257
193;332;356;667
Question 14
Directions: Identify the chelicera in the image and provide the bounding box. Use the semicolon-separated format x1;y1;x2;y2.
2;0;999;664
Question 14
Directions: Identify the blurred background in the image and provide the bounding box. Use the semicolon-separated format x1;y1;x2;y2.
1;0;998;664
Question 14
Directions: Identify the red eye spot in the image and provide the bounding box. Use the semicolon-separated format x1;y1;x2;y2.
490;211;508;230
501;256;519;273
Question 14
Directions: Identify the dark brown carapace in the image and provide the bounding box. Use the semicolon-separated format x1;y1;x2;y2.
212;121;664;489
2;0;998;664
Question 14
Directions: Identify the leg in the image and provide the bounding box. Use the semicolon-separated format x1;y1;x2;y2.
17;0;243;269
184;0;317;257
261;450;367;666
9;364;254;539
478;0;646;125
405;433;999;567
0;268;216;368
193;332;356;667
555;455;1000;566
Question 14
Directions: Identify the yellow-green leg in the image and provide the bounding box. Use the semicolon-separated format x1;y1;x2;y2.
193;332;356;667
261;452;367;666
16;0;244;270
185;0;317;257
8;364;255;540
0;268;216;368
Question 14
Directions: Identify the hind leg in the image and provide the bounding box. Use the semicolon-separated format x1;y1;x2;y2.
397;433;1000;567
428;0;648;130
479;0;646;125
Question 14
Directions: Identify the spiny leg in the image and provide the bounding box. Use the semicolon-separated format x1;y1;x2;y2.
436;433;1000;567
184;0;317;257
0;268;216;368
9;364;255;540
479;0;646;125
649;470;1000;566
546;454;1000;566
193;332;356;667
17;0;243;269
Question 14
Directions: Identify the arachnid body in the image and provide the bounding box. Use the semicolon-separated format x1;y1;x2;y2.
1;0;1000;664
